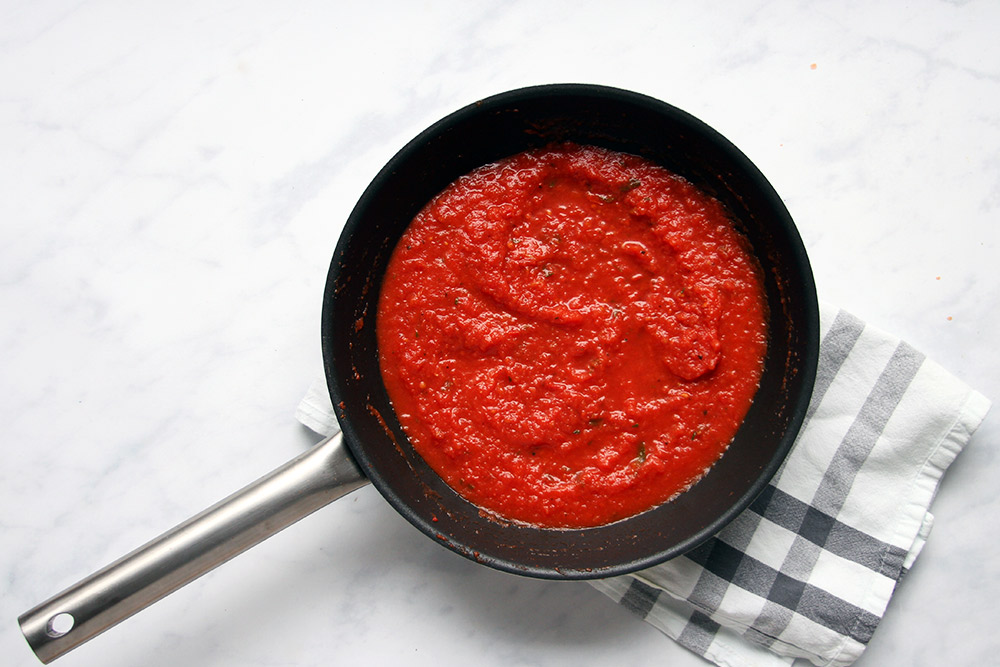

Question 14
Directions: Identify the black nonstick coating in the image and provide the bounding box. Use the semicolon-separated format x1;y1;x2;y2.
321;84;819;579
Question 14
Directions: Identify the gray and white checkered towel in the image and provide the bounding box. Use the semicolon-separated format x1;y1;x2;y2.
297;303;991;667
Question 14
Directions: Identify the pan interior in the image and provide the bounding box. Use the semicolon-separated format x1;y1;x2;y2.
322;84;818;579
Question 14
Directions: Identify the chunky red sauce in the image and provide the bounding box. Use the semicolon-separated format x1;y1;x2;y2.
377;144;767;528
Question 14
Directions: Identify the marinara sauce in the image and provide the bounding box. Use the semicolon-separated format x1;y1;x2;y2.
377;144;767;528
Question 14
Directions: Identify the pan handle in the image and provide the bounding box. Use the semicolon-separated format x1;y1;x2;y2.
18;431;368;664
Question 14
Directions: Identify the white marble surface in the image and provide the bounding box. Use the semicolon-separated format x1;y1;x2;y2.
2;2;997;666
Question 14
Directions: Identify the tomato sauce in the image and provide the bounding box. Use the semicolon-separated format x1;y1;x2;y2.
377;144;767;528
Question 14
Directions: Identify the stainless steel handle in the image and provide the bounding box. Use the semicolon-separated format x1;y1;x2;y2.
18;431;368;664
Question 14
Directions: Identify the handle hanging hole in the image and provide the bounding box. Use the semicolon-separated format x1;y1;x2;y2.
45;612;75;638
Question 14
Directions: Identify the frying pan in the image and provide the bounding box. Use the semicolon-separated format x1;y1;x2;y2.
19;84;819;663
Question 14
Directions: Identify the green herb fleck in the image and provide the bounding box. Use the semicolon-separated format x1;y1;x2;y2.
620;178;642;194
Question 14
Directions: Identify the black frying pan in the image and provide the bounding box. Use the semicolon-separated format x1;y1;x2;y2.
20;84;818;664
324;83;818;577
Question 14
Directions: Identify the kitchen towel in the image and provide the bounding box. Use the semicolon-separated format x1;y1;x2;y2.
296;303;990;667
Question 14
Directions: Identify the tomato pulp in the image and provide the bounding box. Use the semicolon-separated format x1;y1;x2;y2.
376;144;767;528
